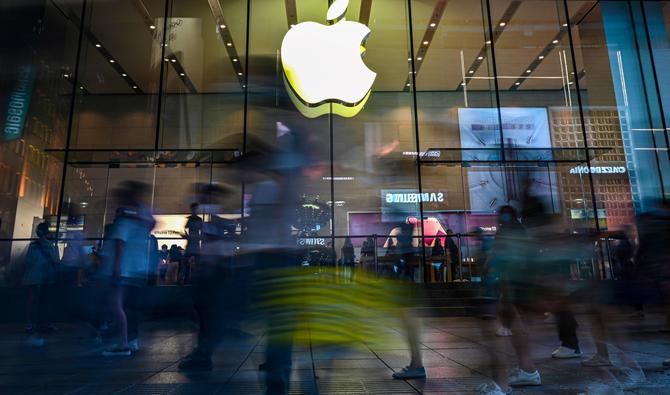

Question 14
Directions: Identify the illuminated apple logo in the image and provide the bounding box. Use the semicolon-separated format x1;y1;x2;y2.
280;0;376;118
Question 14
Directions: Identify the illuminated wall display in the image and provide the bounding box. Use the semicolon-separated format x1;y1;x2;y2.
280;0;376;118
569;165;627;175
3;65;34;141
385;192;445;204
381;189;448;221
298;237;326;246
402;151;441;158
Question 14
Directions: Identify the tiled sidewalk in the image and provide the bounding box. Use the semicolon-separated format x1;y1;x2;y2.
2;313;670;394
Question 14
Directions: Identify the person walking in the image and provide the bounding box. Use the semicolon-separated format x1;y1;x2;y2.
23;222;59;346
182;203;203;285
100;181;155;357
341;237;355;281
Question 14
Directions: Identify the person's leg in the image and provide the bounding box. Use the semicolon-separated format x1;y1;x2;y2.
485;314;512;393
392;308;425;379
265;328;293;395
556;310;580;351
507;305;536;374
25;285;38;330
123;285;139;343
36;284;50;330
111;285;129;348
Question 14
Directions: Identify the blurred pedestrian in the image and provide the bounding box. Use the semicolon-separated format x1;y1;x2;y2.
341;237;355;281
100;181;155;357
23;222;58;346
166;244;181;284
392;219;425;380
444;229;459;281
178;185;246;371
182;203;202;285
479;205;540;394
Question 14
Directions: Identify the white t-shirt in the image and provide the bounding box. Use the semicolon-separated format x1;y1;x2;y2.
104;215;153;280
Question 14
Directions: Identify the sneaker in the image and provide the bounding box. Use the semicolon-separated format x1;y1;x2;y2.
581;354;612;367
507;368;541;387
392;366;426;379
178;355;213;371
552;346;582;359
102;347;132;357
478;382;511;395
24;334;46;347
495;326;513;337
128;339;139;352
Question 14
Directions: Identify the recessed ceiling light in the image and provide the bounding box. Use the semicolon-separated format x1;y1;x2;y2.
171;59;176;62
515;82;521;86
238;72;242;76
468;70;474;74
220;24;226;29
95;44;101;48
63;73;69;78
499;22;506;27
417;57;423;60
406;83;411;86
121;73;127;77
568;81;574;85
552;39;559;44
485;40;492;44
149;25;156;30
79;86;84;90
132;85;138;89
526;69;532;73
408;57;411;61
164;58;169;62
429;22;436;27
179;72;185;76
477;56;484;60
109;59;115;63
233;58;238;62
461;82;466;86
538;55;545;60
423;41;429;45
562;23;568;27
227;42;232;46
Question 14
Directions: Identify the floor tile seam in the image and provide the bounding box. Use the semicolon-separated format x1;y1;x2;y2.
364;344;422;394
215;332;267;394
126;331;217;393
307;330;320;393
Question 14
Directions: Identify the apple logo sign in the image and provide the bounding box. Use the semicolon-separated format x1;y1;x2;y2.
280;0;376;118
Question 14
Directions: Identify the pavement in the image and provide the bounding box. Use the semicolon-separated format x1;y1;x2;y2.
2;312;670;394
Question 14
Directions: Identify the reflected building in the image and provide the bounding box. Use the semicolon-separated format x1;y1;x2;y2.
1;0;670;283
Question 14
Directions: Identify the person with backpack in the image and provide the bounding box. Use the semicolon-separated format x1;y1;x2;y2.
23;222;59;346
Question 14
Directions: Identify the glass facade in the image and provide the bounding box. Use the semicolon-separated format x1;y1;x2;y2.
2;0;670;284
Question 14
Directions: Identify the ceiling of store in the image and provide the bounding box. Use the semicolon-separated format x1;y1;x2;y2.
51;0;600;95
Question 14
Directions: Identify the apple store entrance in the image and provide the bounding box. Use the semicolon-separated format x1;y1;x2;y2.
3;0;667;289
